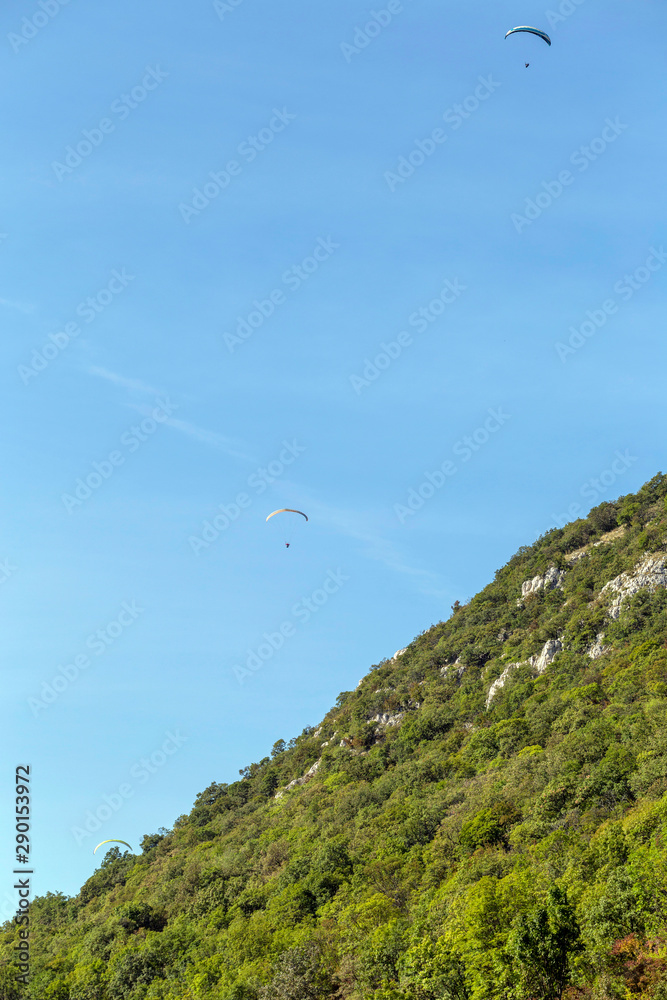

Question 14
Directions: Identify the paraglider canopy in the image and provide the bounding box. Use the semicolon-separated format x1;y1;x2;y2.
505;26;551;46
266;509;308;548
93;839;132;855
265;509;308;522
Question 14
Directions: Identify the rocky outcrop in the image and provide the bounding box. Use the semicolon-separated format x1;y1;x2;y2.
391;648;407;662
486;638;563;709
520;566;565;600
440;657;465;679
274;759;320;799
600;554;667;619
486;661;521;710
565;526;627;564
587;633;611;659
529;638;562;675
368;711;405;728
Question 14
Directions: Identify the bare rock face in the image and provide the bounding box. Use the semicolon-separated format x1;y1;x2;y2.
529;638;563;675
440;657;465;679
274;759;320;799
391;648;407;662
587;633;611;659
566;550;589;565
368;711;405;728
520;566;565;599
600;554;667;619
486;638;563;709
485;661;522;710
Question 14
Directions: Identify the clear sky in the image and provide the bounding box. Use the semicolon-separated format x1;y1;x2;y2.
1;0;666;902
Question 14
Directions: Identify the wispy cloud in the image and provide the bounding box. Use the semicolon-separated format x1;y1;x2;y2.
290;495;449;599
161;417;255;463
0;297;35;315
89;365;255;462
87;366;160;395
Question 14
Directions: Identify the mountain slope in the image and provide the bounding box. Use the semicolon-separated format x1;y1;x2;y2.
3;473;667;1000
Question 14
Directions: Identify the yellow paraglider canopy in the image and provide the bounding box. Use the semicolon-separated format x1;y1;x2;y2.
93;839;133;855
265;509;308;522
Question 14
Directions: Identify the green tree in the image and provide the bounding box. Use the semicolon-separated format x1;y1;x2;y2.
258;942;334;1000
510;886;582;1000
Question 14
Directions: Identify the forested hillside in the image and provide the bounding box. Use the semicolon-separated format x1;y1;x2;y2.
3;473;667;1000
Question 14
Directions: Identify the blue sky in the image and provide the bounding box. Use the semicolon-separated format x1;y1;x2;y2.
1;0;666;902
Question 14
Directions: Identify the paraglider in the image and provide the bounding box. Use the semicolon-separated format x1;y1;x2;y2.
265;509;308;549
505;27;551;67
93;839;132;855
505;26;552;46
265;509;308;522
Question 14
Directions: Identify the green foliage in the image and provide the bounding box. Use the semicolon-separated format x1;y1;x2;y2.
510;886;583;1000
459;801;520;852
4;474;667;999
257;941;336;999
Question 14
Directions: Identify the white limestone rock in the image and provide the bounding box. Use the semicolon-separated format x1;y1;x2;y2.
518;566;565;604
274;759;320;799
587;633;611;659
486;639;563;708
440;656;465;679
368;711;405;728
391;648;407;662
485;661;522;710
600;554;667;619
528;638;563;675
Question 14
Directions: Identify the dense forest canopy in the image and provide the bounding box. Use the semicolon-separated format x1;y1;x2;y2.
3;473;667;999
